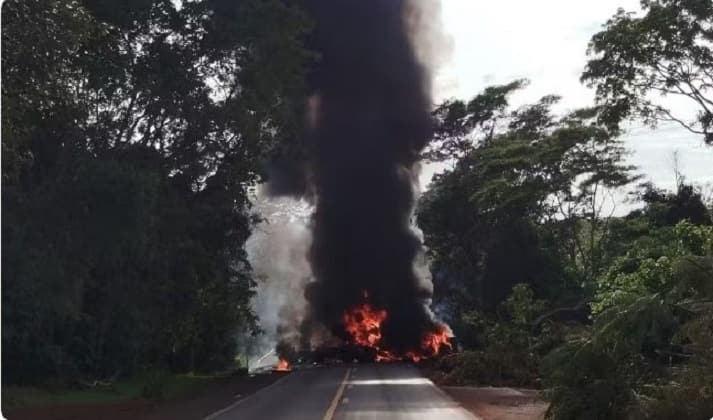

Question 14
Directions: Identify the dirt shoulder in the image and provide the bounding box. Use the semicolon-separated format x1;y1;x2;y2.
442;386;548;420
3;372;285;420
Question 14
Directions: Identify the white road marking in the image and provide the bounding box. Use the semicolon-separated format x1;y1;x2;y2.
322;368;351;420
203;373;291;420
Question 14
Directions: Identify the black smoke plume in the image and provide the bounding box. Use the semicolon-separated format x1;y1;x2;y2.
276;0;443;358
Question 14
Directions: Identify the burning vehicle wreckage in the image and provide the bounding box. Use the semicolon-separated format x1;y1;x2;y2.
266;0;453;373
273;292;454;372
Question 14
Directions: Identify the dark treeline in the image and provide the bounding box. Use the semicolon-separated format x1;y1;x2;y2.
2;0;310;384
419;1;713;419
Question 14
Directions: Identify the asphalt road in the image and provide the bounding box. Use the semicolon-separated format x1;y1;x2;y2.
206;363;477;420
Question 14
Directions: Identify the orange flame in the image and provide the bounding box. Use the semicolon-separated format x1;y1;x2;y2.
342;291;453;362
342;302;387;347
422;324;453;355
274;358;291;371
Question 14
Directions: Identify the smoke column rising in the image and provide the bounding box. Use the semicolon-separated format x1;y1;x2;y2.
297;0;445;356
246;189;313;366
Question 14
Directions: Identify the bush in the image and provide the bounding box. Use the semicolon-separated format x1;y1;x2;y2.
437;351;489;385
542;339;636;420
542;222;713;420
140;369;170;400
438;284;561;387
438;350;539;387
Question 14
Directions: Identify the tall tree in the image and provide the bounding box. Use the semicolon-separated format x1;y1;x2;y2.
582;0;713;143
419;82;637;317
2;0;311;383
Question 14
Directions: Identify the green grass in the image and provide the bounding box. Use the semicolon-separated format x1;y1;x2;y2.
2;382;141;409
156;373;219;399
2;374;221;410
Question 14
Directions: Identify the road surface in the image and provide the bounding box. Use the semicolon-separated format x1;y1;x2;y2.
206;363;477;420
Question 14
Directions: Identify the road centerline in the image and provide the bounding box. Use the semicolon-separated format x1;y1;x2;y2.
322;367;352;420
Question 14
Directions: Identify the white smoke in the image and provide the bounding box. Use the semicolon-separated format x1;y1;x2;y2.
404;0;453;101
245;186;314;368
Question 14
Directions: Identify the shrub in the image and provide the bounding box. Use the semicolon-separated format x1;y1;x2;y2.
140;369;170;400
441;284;560;387
543;222;713;420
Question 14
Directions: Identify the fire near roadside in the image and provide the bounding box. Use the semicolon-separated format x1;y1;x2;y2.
341;291;452;362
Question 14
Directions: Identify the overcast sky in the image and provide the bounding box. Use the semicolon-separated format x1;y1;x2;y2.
424;0;712;199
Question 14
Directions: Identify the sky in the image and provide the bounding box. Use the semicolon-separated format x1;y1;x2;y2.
424;0;712;203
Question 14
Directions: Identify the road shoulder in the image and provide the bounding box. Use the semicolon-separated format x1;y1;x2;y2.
441;386;548;420
3;373;286;420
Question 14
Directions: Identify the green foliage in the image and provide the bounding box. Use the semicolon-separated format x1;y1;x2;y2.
2;372;225;409
140;368;170;400
641;301;713;419
543;222;713;420
594;222;713;313
440;284;562;387
504;284;548;326
424;77;712;420
427;79;527;160
542;338;636;420
435;351;485;385
419;82;636;314
582;0;713;143
2;0;310;385
420;7;713;413
640;182;712;227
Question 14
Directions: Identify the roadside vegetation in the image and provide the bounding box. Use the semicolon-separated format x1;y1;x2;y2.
2;371;221;410
419;1;713;419
2;0;309;396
